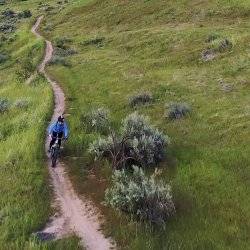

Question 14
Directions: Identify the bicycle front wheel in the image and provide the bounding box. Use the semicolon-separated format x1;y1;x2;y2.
51;148;58;168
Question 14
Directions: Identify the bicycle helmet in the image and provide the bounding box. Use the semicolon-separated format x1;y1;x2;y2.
58;115;64;122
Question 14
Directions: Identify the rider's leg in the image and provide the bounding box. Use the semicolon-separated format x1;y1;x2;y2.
49;138;56;149
49;131;57;149
58;132;63;148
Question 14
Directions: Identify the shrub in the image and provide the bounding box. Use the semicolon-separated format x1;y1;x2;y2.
217;38;233;52
0;35;7;42
202;36;233;61
80;37;105;47
49;55;70;66
122;112;168;166
0;22;15;33
0;53;8;63
7;34;16;43
18;10;32;18
89;135;114;160
166;102;191;119
44;24;53;32
54;36;72;49
201;49;216;62
0;0;6;5
0;98;10;113
205;33;220;43
89;112;169;169
83;107;110;134
14;99;29;109
2;9;15;17
129;92;153;107
53;47;77;57
105;166;175;225
44;6;55;12
15;52;34;81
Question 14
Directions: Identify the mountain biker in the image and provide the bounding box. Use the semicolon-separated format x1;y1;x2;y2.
48;115;69;152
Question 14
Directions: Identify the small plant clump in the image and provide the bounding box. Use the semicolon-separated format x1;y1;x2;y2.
205;33;220;43
0;98;10;113
17;10;32;19
0;52;8;63
202;35;233;61
54;36;72;49
50;37;76;66
0;21;15;33
80;37;105;47
105;166;175;225
14;99;29;109
217;38;233;52
83;107;110;134
166;102;191;119
49;55;70;67
129;92;153;107
0;9;17;33
89;112;169;169
1;9;15;18
53;47;77;57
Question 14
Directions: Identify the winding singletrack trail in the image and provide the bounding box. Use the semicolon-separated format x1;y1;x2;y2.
32;16;115;250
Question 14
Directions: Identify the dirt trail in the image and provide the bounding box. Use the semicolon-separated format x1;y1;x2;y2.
32;16;115;250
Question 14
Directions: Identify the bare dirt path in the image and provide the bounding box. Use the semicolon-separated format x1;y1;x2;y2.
32;16;115;250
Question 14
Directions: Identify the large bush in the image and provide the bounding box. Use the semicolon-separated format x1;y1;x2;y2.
122;112;168;166
105;166;175;225
89;112;169;169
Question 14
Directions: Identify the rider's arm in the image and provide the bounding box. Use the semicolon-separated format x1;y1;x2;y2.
63;122;69;139
48;122;56;135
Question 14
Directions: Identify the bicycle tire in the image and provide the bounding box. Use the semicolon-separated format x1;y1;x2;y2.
51;148;57;168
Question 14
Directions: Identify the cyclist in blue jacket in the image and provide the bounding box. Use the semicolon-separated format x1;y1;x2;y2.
48;115;69;152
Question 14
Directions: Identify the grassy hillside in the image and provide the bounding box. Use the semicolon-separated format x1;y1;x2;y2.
40;0;250;249
0;1;81;249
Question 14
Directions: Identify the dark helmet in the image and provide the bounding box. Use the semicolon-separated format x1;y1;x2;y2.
58;115;64;122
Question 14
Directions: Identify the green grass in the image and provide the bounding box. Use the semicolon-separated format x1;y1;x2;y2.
0;1;82;249
40;0;250;249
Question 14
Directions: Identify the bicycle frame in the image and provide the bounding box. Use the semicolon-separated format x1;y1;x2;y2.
50;137;61;168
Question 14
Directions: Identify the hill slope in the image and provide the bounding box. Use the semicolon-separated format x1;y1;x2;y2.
26;0;250;249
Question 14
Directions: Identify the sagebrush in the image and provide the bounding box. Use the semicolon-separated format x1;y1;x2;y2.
83;107;110;134
0;98;10;113
89;112;169;169
49;55;70;66
105;166;175;225
129;92;153;107
166;102;191;119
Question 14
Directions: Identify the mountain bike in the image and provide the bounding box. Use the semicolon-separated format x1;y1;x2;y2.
50;136;61;168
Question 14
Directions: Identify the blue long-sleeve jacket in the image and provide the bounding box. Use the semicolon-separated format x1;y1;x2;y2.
48;121;69;138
